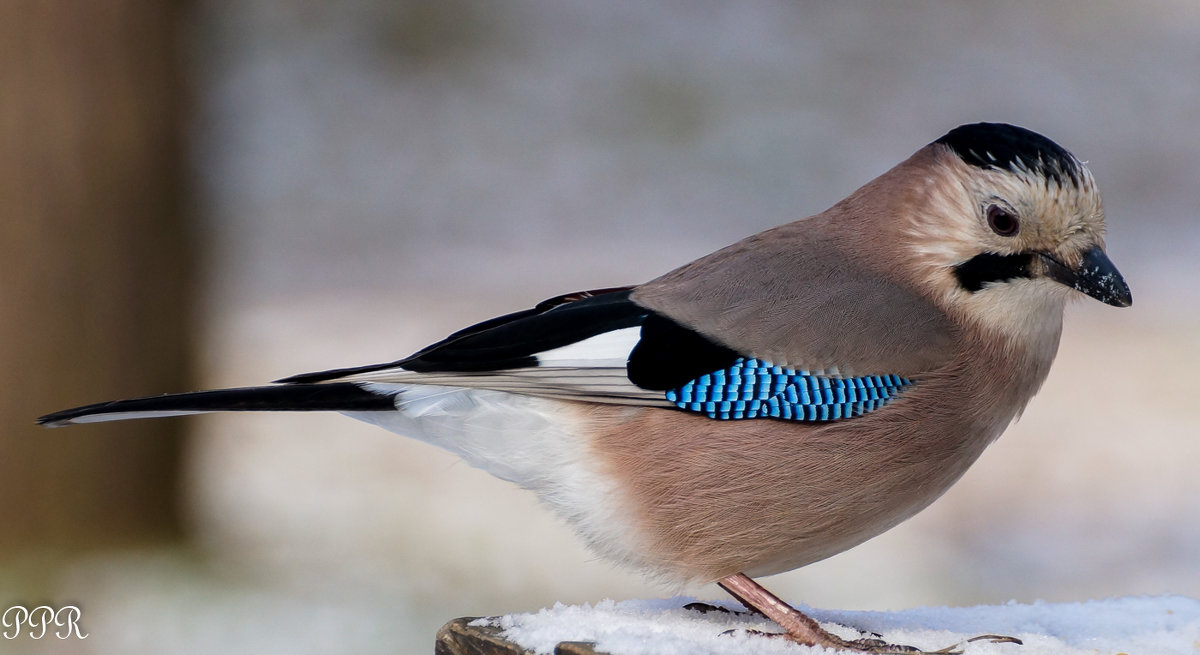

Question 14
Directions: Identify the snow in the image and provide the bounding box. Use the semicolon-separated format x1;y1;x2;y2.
480;596;1200;655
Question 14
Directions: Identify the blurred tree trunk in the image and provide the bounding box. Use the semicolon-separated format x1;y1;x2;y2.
0;2;194;551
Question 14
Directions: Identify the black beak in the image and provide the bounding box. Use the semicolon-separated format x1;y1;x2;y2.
1041;246;1132;307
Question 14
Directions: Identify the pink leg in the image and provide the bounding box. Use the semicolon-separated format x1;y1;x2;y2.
718;573;845;647
716;573;1020;654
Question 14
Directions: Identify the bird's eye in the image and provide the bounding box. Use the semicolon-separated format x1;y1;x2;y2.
987;205;1019;237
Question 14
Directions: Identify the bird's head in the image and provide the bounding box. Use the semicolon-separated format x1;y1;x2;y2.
895;123;1131;340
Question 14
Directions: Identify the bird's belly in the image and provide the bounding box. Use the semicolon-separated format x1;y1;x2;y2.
584;403;1002;583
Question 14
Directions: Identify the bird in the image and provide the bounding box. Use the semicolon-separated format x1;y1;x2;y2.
40;122;1131;654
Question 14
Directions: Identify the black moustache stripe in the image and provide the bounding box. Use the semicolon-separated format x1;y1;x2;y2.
953;252;1035;292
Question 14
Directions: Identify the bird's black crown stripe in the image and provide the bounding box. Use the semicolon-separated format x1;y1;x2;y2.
935;123;1084;187
953;252;1035;292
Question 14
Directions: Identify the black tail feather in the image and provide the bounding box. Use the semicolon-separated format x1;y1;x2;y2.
38;383;397;427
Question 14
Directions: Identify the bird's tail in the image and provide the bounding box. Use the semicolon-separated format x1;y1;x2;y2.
37;383;398;427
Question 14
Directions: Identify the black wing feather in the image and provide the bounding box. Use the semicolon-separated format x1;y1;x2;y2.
40;288;765;425
627;313;741;390
279;287;648;383
278;286;743;393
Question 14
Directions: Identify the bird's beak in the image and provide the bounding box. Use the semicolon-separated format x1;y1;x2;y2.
1040;246;1132;307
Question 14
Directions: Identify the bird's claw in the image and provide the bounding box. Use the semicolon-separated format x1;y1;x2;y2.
723;627;1022;654
926;634;1023;653
839;637;930;654
835;631;1022;655
720;628;929;654
683;601;735;615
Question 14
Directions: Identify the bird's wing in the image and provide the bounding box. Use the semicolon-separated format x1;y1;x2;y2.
285;276;945;421
631;219;958;378
41;251;953;427
279;287;673;406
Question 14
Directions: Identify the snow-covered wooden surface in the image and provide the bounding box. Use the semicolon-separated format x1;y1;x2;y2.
440;596;1200;655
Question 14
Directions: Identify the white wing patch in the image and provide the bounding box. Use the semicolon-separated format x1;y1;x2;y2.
332;326;668;406
535;326;641;366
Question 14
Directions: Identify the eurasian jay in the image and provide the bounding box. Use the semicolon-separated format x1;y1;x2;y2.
40;123;1131;654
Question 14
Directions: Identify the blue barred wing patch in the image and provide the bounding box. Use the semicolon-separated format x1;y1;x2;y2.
665;357;911;421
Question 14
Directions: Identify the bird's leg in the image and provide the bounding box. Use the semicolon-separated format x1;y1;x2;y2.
718;573;872;649
717;573;929;654
684;586;768;618
716;574;1022;654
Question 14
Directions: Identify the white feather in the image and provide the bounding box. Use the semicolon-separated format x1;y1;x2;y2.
333;325;668;406
535;326;641;366
346;383;648;570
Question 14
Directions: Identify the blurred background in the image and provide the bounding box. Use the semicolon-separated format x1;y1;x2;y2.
3;1;1199;654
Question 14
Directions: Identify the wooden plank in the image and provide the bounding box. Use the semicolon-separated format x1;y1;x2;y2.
435;617;606;655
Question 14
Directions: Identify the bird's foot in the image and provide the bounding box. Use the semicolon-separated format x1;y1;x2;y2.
715;573;1021;654
818;631;1022;654
927;634;1023;654
683;601;734;615
683;601;765;618
728;628;1020;654
725;628;932;654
